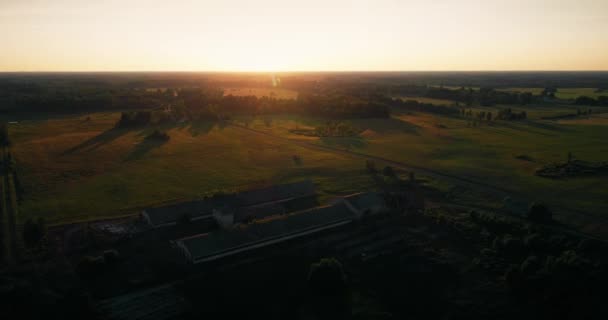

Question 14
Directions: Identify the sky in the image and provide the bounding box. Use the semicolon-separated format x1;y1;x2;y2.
1;0;607;72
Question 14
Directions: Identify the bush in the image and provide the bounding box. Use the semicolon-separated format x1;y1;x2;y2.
23;217;46;248
103;249;120;264
308;258;346;296
365;160;377;173
382;166;395;177
520;256;541;275
145;130;170;141
177;213;192;225
77;255;105;277
527;203;552;223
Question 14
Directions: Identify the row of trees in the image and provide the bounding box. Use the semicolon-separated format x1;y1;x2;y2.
575;95;608;106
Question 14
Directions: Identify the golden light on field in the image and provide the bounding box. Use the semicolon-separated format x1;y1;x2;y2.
1;0;608;71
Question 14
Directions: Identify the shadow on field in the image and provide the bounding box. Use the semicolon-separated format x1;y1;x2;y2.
123;138;168;161
360;116;420;135
62;128;130;155
188;121;216;137
320;136;367;150
495;120;569;137
524;120;571;132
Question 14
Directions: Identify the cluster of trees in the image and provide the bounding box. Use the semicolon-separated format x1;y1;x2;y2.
23;217;46;248
0;123;10;147
0;84;168;113
313;121;359;137
575;95;608;106
496;108;527;120
390;98;460;116
145;130;170;141
365;160;396;177
461;109;493;121
387;85;537;107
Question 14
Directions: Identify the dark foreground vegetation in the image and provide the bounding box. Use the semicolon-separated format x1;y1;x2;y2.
2;199;607;319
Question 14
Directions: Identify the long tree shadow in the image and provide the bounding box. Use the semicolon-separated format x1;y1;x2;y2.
123;137;169;161
320;136;367;150
62;127;130;155
188;121;216;137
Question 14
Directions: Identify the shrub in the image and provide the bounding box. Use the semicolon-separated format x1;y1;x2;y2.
308;258;346;296
103;249;120;264
23;217;46;248
382;166;395;177
365;160;377;173
520;256;541;275
527;203;552;223
177;213;192;225
145;130;170;141
77;255;105;276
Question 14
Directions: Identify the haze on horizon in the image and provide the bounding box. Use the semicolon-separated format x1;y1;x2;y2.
1;0;607;72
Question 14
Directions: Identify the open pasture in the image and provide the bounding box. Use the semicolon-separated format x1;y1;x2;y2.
234;108;608;232
10;113;371;224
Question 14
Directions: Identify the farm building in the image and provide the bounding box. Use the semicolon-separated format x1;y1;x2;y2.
142;180;317;228
142;195;235;228
213;180;318;227
174;192;387;264
335;192;387;216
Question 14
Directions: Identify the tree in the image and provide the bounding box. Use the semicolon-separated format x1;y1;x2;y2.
307;258;349;319
23;217;46;248
308;258;346;296
365;160;377;173
0;122;10;147
383;166;395;177
177;213;192;225
527;203;552;223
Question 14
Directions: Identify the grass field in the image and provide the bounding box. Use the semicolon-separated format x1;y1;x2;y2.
9;104;608;236
10;113;376;224
234;108;608;234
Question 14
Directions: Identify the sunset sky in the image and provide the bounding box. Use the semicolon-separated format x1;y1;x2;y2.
1;0;607;72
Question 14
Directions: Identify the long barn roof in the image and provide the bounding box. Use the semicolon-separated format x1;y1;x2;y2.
177;201;354;263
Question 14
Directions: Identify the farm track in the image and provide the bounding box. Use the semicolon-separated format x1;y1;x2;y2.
229;122;608;239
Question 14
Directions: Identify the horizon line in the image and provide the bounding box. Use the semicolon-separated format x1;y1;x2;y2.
2;70;608;74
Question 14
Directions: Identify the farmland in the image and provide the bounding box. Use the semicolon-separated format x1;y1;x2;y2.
10;114;381;224
7;98;608;237
2;72;608;320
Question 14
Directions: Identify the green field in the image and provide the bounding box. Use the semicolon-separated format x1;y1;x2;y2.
234;109;608;234
9;104;608;235
10;114;374;224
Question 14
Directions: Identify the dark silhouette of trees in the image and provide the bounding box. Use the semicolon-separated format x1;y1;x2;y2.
23;217;46;248
383;166;395;177
0;123;10;147
365;160;377;173
527;203;553;223
307;258;349;319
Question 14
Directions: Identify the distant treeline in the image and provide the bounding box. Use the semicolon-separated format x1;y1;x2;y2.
574;96;608;106
383;85;536;107
0;81;389;119
0;85;169;113
114;88;390;128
